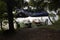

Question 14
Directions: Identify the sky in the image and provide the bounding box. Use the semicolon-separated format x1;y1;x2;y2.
25;0;30;2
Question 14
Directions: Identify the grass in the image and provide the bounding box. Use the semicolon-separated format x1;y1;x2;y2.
48;18;60;30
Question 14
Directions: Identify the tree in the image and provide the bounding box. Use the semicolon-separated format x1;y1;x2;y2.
29;0;36;7
3;0;17;31
29;0;44;11
49;0;60;11
0;0;25;31
16;0;24;9
0;0;7;30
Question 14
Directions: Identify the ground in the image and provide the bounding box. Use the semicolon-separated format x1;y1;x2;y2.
0;28;60;40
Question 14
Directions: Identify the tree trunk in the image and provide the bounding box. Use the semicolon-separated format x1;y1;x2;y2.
7;10;14;31
6;0;15;31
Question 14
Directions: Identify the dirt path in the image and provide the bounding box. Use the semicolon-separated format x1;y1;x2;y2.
0;28;60;40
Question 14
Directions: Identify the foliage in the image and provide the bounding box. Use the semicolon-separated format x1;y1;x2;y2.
15;0;24;8
29;0;36;7
0;0;7;13
0;0;7;21
49;0;60;10
29;0;44;7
